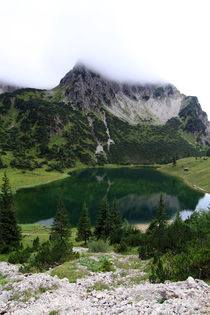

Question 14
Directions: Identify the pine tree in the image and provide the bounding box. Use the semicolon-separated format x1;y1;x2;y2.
95;198;111;240
110;199;122;229
172;156;176;166
156;193;167;230
50;201;71;241
174;210;182;225
0;172;22;253
76;202;91;244
0;157;4;169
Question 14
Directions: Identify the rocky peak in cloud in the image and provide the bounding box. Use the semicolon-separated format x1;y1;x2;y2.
0;81;21;94
59;62;184;125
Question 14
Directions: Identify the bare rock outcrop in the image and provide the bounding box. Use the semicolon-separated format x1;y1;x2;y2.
60;63;185;125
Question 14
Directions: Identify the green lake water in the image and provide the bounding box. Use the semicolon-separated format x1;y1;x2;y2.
15;167;210;226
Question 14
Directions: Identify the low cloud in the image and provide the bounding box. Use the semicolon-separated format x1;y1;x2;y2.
0;0;209;117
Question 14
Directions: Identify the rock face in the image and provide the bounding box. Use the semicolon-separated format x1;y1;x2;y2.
0;82;20;94
0;261;209;315
179;96;210;142
60;63;207;127
59;63;210;144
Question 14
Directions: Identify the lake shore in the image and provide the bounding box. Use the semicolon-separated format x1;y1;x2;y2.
134;223;150;232
158;157;210;193
0;157;209;193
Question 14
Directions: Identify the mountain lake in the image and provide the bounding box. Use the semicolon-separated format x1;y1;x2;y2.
15;166;210;226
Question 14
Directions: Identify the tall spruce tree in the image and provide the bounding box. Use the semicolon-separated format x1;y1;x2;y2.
156;193;167;230
94;198;111;240
110;199;122;229
109;199;123;245
76;202;91;244
0;157;4;169
50;201;71;241
147;193;167;233
0;172;21;253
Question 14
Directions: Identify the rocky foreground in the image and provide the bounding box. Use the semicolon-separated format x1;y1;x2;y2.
0;255;209;315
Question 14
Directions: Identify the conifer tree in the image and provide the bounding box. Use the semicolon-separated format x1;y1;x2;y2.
147;194;167;233
156;193;167;230
0;172;22;253
174;210;182;225
109;200;123;245
76;202;91;244
0;157;4;169
111;199;122;228
50;201;71;241
95;198;111;240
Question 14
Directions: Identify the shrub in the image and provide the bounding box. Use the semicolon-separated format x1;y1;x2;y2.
98;258;115;272
88;239;109;253
19;239;79;272
115;240;128;253
0;157;7;169
123;230;142;247
138;244;154;260
30;240;74;271
109;227;124;245
32;237;40;251
149;257;167;283
8;247;31;264
149;247;210;283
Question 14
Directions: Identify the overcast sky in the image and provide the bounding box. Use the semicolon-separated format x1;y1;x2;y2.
0;0;210;117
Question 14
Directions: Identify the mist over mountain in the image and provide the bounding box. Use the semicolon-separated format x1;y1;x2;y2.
0;81;21;94
59;63;210;129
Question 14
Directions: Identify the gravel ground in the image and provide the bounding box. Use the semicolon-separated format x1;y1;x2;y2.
0;258;209;315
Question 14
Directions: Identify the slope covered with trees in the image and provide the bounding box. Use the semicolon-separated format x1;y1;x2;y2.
0;64;209;171
0;90;203;170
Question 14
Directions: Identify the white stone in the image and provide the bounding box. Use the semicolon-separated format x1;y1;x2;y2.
96;292;104;299
187;276;196;288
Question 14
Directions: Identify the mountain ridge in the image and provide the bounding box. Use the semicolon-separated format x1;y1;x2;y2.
0;63;209;171
58;63;209;130
59;63;184;125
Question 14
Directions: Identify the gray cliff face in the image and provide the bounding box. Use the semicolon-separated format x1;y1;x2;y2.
0;82;20;94
60;63;185;125
59;63;210;143
179;96;210;142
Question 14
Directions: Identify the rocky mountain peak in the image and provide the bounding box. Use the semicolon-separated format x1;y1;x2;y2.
59;63;185;124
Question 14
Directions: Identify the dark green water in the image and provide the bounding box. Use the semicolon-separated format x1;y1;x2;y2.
15;167;208;226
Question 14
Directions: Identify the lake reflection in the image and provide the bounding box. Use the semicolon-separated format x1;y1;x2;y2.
15;167;209;225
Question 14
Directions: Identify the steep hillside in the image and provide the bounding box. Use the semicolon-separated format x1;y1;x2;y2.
0;64;209;171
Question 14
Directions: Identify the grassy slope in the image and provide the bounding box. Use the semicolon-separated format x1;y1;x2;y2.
0;150;88;190
158;157;210;193
0;167;70;191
